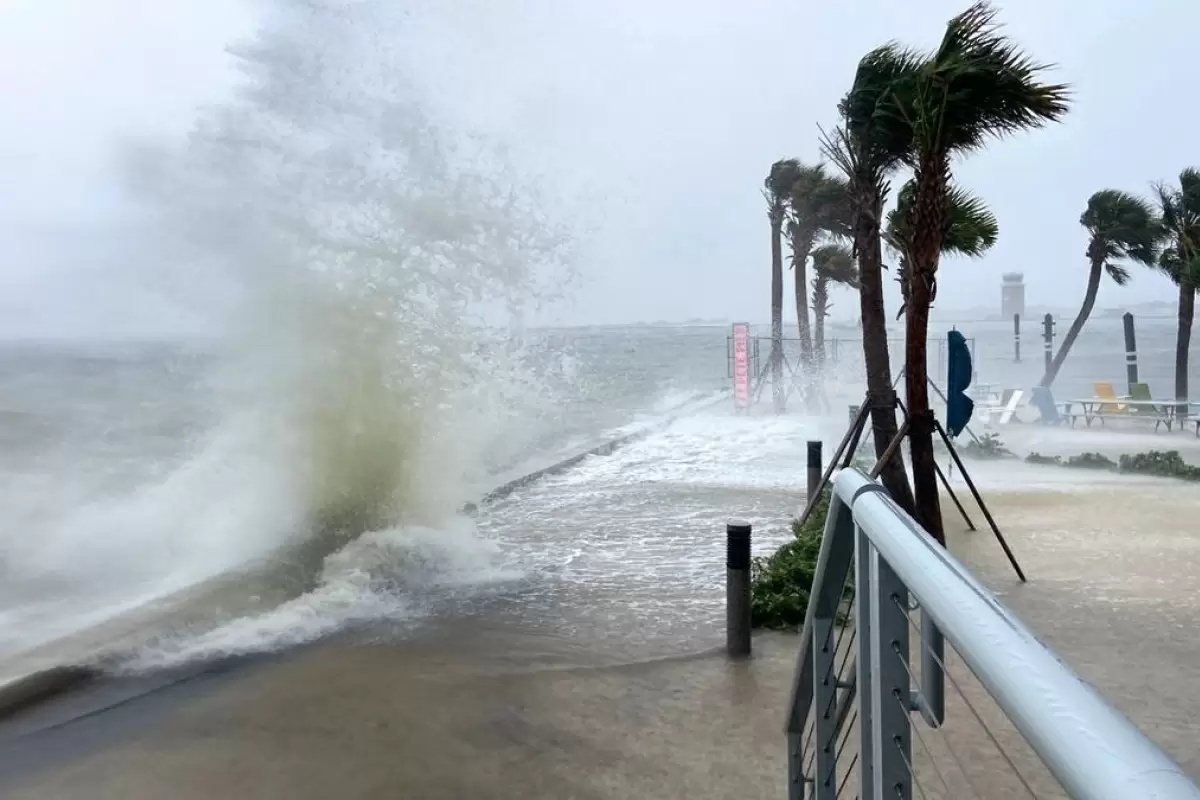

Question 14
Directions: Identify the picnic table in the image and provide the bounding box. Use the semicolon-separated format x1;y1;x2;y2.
969;383;1000;401
1065;397;1200;433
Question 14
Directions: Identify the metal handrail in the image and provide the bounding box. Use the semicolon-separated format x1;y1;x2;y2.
787;467;1200;800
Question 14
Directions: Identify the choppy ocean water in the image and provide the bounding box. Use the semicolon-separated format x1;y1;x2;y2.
1;317;1195;668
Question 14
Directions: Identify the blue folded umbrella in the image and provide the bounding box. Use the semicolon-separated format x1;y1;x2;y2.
946;330;974;438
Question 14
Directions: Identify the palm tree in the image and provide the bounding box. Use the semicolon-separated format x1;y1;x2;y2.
765;159;802;413
1152;168;1200;413
820;45;924;514
885;180;1000;319
810;243;858;363
866;1;1069;544
1040;190;1158;388
786;165;853;367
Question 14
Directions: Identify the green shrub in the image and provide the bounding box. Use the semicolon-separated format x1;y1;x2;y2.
960;432;1012;459
1027;448;1200;480
1063;452;1117;470
1118;450;1200;480
750;492;828;630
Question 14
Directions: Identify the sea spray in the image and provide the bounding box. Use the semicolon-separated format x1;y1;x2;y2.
141;0;572;538
2;0;574;663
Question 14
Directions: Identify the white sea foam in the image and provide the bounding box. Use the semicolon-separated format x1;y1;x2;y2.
123;518;520;671
545;408;837;491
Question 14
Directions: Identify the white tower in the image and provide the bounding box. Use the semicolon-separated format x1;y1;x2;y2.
1001;272;1025;318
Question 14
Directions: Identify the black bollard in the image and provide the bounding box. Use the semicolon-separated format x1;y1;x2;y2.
1013;313;1021;363
806;440;823;501
1042;313;1055;374
1123;312;1139;392
726;521;752;657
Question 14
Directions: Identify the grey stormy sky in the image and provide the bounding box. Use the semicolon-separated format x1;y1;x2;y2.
0;0;1194;334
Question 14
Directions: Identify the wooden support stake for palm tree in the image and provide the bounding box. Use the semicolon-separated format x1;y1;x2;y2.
871;414;1026;583
799;393;1025;582
889;396;975;533
795;403;872;529
891;364;983;446
931;419;1026;583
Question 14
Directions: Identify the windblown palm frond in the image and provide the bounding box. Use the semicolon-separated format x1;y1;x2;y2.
1081;189;1160;280
903;2;1071;157
886;180;998;317
1153;167;1200;287
885;181;998;260
764;159;802;212
840;44;925;171
1040;188;1155;391
811;243;858;287
943;186;999;256
788;165;853;244
1152;167;1200;407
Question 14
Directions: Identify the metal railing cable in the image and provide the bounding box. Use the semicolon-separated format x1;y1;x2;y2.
835;752;858;800
785;468;1200;800
894;734;930;800
824;710;858;789
892;594;1039;799
800;715;817;785
821;629;856;723
889;642;963;799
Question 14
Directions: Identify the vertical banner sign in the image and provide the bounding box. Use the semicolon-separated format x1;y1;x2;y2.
732;323;751;410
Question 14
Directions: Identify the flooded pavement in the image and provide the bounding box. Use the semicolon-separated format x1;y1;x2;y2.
0;626;798;800
916;484;1200;795
1;476;1199;798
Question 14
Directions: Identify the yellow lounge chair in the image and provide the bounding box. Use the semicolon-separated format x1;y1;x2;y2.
1092;381;1127;414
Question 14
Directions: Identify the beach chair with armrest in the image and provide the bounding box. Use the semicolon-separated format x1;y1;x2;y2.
976;388;1008;426
997;388;1024;425
1128;381;1166;431
1080;381;1129;427
1031;386;1074;426
1128;381;1175;432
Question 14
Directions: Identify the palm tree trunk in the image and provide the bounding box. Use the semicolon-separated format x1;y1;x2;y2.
855;187;915;514
903;277;943;545
1176;274;1194;416
1040;258;1103;388
770;211;785;412
791;230;814;366
904;159;947;546
897;257;910;319
812;279;828;366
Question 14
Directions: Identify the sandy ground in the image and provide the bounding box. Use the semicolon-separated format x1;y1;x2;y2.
1;481;1198;799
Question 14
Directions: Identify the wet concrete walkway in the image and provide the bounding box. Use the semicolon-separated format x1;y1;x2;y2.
1;481;1198;798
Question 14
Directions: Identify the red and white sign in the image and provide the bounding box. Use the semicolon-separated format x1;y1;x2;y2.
732;323;751;410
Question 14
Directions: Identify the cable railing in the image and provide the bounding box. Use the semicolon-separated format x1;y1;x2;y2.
786;468;1200;800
